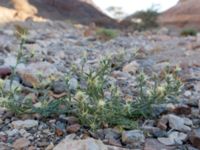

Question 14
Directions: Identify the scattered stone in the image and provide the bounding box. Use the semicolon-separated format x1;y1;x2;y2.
0;67;11;78
168;114;191;132
13;138;30;150
53;138;107;150
52;80;67;94
144;138;175;150
66;116;79;125
6;129;19;137
104;128;120;140
122;61;139;75
184;90;192;97
17;62;61;87
122;130;145;145
189;129;200;149
67;124;81;133
158;131;187;146
68;78;78;91
12;120;38;129
157;137;174;146
173;104;191;115
183;117;193;126
17;71;40;88
55;121;66;136
151;104;168;117
46;143;55;150
157;115;168;130
105;139;122;147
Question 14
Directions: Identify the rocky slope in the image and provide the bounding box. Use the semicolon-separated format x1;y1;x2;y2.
0;20;200;150
158;0;200;29
0;0;117;27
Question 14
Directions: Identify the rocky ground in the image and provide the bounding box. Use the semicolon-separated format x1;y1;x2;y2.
0;20;200;150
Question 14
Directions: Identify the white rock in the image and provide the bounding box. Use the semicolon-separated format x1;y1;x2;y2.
6;129;19;137
68;78;78;91
158;131;187;146
12;120;38;129
184;91;192;97
169;132;187;145
158;137;174;146
183;117;193;126
53;138;107;150
4;55;17;67
168;114;191;132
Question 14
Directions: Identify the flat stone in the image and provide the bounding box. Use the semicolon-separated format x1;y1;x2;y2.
104;128;120;140
13;138;30;150
54;137;127;150
52;80;67;94
12;120;38;129
122;130;145;145
67;124;81;133
144;138;175;150
158;131;187;146
158;137;174;146
168;114;191;132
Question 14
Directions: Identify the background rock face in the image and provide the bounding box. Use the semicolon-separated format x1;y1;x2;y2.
158;0;200;29
0;0;117;27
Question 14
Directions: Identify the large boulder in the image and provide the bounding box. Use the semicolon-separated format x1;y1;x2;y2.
158;0;200;29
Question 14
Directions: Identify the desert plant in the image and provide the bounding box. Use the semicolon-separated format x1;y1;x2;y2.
96;28;119;41
68;59;182;130
130;67;182;118
72;59;138;130
128;8;159;31
181;29;197;36
0;25;34;115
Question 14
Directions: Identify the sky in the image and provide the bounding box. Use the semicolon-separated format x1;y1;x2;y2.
93;0;179;18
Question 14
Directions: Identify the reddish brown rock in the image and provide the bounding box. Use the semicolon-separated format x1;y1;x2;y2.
173;104;192;115
158;0;200;29
189;129;200;149
67;124;81;133
55;128;64;136
0;67;11;78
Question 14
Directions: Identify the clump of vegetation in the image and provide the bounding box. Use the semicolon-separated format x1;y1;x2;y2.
96;28;119;41
0;31;182;130
131;68;182;118
127;8;159;31
181;29;197;36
